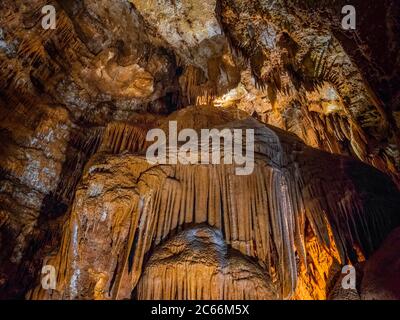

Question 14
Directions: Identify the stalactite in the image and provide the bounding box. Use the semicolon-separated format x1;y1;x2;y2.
136;225;279;300
180;65;219;106
0;2;85;119
215;0;400;186
56;127;103;204
15;9;81;75
99;122;149;154
29;109;400;300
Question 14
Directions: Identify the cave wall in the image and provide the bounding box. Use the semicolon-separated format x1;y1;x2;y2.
27;107;400;300
0;0;399;299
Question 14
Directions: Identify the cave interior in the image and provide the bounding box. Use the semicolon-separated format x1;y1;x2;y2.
0;0;399;300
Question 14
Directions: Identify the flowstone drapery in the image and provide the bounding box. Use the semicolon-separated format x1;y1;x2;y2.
28;107;400;300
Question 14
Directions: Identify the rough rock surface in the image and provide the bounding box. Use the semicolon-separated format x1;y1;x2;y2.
0;0;178;298
127;0;400;186
0;0;400;300
26;107;400;300
328;227;400;300
136;225;279;300
360;227;400;300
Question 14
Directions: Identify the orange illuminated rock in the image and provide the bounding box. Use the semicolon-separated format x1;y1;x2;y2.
137;225;279;300
1;0;399;301
27;107;400;300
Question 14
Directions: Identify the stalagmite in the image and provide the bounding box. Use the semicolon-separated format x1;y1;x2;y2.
136;225;279;300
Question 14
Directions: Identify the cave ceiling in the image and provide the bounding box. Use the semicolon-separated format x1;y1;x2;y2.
0;0;399;300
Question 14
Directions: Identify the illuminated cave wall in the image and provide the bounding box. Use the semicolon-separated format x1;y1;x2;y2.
0;0;399;300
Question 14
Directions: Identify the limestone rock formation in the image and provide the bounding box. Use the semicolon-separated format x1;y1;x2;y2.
25;107;400;300
0;0;399;300
328;227;400;300
360;227;400;300
136;225;279;300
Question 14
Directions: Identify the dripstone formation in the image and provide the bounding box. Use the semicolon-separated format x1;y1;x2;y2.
0;0;399;300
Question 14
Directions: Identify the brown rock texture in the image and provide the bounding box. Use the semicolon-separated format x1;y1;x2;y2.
136;225;279;300
360;227;400;300
0;0;399;300
26;107;400;300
